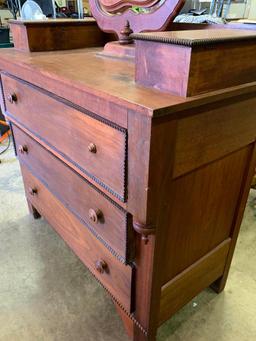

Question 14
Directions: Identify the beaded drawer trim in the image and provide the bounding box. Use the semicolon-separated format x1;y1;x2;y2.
1;72;128;202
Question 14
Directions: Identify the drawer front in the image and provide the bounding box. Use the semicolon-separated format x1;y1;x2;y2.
2;73;127;201
21;164;134;312
13;124;133;263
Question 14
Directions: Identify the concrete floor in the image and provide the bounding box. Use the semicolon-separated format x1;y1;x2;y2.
0;141;256;341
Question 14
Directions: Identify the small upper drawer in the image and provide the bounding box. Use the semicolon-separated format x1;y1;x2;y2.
13;124;133;263
2;73;127;201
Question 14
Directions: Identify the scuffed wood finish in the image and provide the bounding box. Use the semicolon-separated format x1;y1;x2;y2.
1;29;256;341
162;144;252;283
133;30;256;96
159;239;231;324
134;107;256;339
89;0;184;40
9;19;106;52
1;47;256;122
21;164;134;312
212;142;256;293
2;73;127;201
13;124;133;262
174;95;256;177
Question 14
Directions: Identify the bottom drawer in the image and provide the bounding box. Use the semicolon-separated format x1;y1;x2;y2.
21;164;134;313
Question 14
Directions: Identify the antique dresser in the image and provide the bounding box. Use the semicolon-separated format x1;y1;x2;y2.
1;11;256;341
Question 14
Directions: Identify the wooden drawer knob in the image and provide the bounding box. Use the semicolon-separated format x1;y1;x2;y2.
89;208;102;223
28;187;38;196
88;143;97;153
18;144;28;154
95;259;108;274
7;93;17;104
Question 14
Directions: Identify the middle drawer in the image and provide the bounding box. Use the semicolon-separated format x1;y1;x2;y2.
13;124;133;263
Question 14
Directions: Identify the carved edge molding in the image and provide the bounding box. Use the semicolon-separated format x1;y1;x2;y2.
133;221;156;245
2;72;128;202
131;33;256;47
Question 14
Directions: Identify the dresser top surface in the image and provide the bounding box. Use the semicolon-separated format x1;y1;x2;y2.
0;47;255;117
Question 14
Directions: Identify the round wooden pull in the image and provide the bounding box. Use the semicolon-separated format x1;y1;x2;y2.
95;259;108;274
28;187;38;196
18;144;28;154
7;93;17;104
89;208;102;223
88;143;97;153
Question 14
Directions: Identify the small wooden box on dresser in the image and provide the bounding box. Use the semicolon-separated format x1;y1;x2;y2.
1;28;256;341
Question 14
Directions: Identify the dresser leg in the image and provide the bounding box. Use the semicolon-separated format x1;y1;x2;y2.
133;325;156;341
27;199;41;219
114;302;156;341
211;275;227;294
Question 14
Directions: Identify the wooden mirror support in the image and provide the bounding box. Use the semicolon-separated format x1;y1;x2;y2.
89;0;185;57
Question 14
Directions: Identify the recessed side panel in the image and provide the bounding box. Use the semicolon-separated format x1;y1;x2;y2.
162;143;251;284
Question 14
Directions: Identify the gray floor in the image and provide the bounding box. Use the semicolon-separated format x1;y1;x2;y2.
0;141;256;341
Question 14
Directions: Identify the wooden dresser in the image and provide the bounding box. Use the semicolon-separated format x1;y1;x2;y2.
1;29;256;341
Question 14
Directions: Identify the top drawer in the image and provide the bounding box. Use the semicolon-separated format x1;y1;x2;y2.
1;73;127;202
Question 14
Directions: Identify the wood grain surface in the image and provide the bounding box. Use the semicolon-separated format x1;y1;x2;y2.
13;124;134;262
2;74;127;201
21;165;134;312
9;19;106;52
1;28;256;341
0;49;256;120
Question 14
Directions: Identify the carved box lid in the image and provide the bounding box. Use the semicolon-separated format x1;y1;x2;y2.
131;29;256;46
133;29;256;97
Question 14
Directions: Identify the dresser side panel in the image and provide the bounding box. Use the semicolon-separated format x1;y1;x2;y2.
140;95;256;327
162;144;252;283
174;95;256;178
158;96;256;283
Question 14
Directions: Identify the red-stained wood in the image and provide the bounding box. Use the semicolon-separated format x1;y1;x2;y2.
161;144;252;283
9;19;107;52
159;239;231;324
114;301;134;338
2;73;127;201
126;111;159;341
133;30;256;97
1;48;256;120
21;164;134;312
89;0;184;40
212;141;256;293
173;95;256;178
13;124;134;262
1;29;256;341
128;113;178;341
100;42;135;60
6;114;128;209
